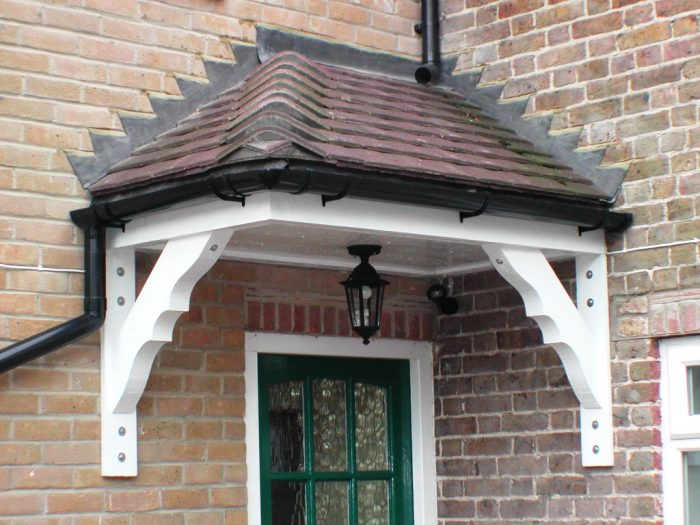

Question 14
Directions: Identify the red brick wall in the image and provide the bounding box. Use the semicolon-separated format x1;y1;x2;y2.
434;261;662;523
0;254;432;523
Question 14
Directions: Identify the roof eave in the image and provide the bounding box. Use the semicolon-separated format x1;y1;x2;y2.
72;161;632;234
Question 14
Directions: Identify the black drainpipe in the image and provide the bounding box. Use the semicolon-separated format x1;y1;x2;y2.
0;222;105;373
415;0;441;84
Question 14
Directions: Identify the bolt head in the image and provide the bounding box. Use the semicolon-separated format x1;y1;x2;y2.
117;296;125;306
117;267;125;276
118;427;126;436
118;453;126;462
210;244;219;252
586;298;594;307
586;270;593;279
592;420;599;429
593;445;600;454
496;258;503;265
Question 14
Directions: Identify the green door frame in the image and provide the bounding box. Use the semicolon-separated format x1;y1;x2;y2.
258;354;414;524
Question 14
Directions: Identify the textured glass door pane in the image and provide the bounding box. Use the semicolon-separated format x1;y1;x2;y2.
313;379;347;471
689;367;700;415
358;480;389;525
686;451;700;525
315;482;349;525
355;383;388;471
271;481;306;525
269;381;305;472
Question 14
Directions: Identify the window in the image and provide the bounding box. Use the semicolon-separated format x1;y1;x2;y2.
661;336;700;525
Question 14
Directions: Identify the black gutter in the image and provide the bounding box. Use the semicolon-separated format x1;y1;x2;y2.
75;161;632;233
415;0;441;84
0;223;105;373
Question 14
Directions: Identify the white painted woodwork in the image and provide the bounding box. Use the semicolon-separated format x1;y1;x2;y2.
101;228;233;476
110;192;604;257
663;336;700;439
244;333;437;525
661;336;700;525
99;190;614;474
101;240;137;476
483;245;614;467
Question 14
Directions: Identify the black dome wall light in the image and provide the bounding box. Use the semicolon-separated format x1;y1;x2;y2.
427;284;459;315
341;245;389;345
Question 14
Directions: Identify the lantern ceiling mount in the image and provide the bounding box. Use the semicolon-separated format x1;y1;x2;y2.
341;245;389;345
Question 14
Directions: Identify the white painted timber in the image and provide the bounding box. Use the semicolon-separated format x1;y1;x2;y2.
245;333;437;525
483;245;614;467
101;228;233;476
109;192;604;256
101;238;137;476
99;190;614;474
576;253;614;467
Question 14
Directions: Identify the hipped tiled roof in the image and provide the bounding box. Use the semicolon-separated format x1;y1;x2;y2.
90;51;606;200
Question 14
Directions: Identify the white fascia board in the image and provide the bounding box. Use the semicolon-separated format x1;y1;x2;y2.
108;191;605;256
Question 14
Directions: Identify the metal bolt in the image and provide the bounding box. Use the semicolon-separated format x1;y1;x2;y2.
496;258;503;265
210;244;219;252
587;298;594;307
118;453;126;462
586;270;593;279
117;267;125;277
592;420;599;429
117;297;125;306
593;445;600;454
118;427;126;436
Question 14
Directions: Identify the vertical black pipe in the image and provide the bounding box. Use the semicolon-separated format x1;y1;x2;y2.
415;0;441;84
0;223;105;373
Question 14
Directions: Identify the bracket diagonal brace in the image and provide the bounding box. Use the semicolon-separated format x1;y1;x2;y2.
101;228;233;476
483;245;613;467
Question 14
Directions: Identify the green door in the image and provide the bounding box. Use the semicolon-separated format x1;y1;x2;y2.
258;354;414;525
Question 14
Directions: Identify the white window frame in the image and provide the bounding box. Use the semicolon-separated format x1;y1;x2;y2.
661;335;700;525
244;332;437;525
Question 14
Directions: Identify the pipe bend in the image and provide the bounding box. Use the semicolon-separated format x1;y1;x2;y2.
415;61;440;84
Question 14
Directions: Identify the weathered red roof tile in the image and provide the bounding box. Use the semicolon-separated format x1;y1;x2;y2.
90;51;606;200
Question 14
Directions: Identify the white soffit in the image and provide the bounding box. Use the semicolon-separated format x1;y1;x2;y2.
124;192;598;277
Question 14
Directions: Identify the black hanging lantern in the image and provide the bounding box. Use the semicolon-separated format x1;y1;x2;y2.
341;245;389;345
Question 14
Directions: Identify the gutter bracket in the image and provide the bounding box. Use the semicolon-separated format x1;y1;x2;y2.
321;182;350;207
212;178;248;207
459;194;490;223
101;228;233;476
483;245;614;468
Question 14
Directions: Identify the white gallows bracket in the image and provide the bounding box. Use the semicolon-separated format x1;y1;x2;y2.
101;229;233;476
483;245;614;467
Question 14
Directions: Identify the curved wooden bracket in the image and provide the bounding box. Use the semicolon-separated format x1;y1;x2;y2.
101;229;233;476
483;245;614;467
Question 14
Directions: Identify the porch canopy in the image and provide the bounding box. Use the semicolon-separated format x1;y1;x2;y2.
72;50;629;476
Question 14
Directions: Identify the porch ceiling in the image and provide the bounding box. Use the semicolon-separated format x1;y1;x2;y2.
222;221;491;276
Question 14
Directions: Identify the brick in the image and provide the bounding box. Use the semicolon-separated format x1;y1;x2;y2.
498;0;544;18
535;87;584;111
656;0;697;17
538;43;586;69
47;492;104;513
499;33;545;58
572;12;623;39
109;490;160;512
618;22;671;50
617;111;670;138
536;2;583;27
0;492;45;514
